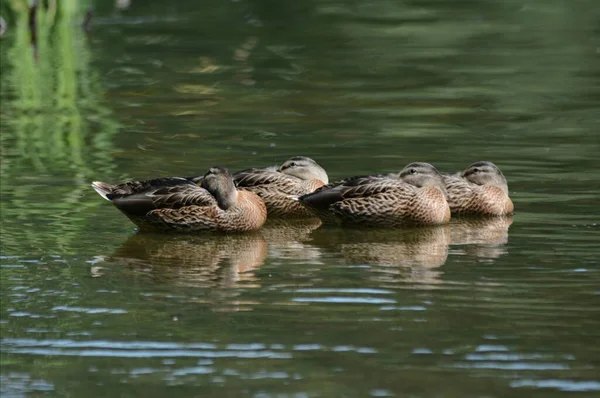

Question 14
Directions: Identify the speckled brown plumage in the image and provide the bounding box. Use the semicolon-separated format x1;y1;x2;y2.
148;190;267;232
443;161;514;216
92;167;267;233
233;156;328;218
299;162;451;227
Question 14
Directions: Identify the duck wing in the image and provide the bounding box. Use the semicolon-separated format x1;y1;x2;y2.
233;168;300;194
146;205;221;231
300;176;409;209
95;177;193;199
442;174;476;208
309;172;399;194
94;177;216;217
148;185;217;209
442;174;512;215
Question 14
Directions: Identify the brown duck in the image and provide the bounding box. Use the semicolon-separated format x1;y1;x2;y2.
299;162;451;226
233;156;328;217
91;166;267;232
443;161;514;216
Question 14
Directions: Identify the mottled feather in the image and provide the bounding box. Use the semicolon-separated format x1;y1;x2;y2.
91;167;267;232
300;162;450;226
443;161;513;216
232;157;328;218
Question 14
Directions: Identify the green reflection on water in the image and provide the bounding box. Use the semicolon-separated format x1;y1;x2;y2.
0;0;119;254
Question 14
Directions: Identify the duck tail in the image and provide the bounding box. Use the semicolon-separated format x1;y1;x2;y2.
91;181;114;201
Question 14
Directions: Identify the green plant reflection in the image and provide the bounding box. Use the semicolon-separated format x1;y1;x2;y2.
0;0;119;254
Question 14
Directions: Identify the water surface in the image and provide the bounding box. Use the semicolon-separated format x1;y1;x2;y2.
1;0;599;396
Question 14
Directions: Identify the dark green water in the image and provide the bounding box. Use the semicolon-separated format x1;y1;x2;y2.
1;0;599;396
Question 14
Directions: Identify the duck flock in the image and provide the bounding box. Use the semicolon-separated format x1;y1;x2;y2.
92;157;513;233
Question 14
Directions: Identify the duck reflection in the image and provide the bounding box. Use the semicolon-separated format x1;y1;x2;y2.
106;216;512;288
108;220;325;287
109;232;268;288
260;218;323;263
310;226;451;285
449;216;513;259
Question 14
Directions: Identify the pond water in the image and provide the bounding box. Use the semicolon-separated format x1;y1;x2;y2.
1;0;599;396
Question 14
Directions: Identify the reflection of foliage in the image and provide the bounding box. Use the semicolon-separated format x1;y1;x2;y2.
0;0;119;254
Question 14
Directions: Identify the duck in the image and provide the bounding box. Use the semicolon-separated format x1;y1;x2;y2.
443;161;514;216
233;156;329;217
298;162;451;226
91;166;267;232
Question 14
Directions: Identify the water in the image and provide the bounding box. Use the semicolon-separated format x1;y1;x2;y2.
1;0;600;396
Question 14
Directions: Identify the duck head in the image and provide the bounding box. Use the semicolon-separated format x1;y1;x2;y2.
461;161;508;194
202;166;237;210
278;156;329;184
399;162;447;195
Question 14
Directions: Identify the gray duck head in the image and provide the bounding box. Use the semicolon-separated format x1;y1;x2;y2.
461;161;508;194
278;156;329;184
399;162;447;195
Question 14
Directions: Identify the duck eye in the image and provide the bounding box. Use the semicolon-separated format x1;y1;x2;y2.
410;168;417;175
472;168;479;173
289;162;297;168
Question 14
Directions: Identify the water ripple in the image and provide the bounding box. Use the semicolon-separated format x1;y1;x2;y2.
510;379;600;392
170;366;214;376
466;353;556;361
3;348;293;359
451;362;569;370
292;297;396;304
476;344;509;352
1;339;377;358
51;306;127;314
0;373;54;396
290;288;394;295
